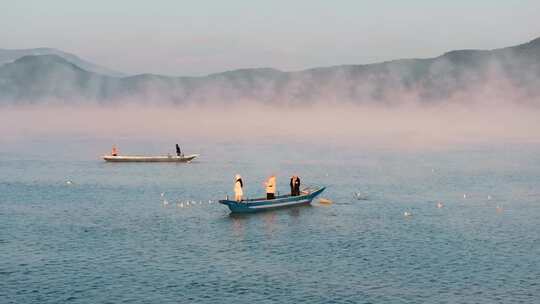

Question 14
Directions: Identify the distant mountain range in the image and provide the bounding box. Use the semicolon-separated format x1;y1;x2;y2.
0;48;124;77
1;38;539;105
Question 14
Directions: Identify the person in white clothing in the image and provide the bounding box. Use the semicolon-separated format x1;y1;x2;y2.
234;174;244;202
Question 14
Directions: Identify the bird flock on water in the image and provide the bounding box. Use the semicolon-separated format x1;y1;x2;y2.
161;192;215;209
158;190;504;216
158;190;503;218
62;179;505;216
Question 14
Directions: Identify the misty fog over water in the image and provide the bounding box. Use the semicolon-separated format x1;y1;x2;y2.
2;102;539;154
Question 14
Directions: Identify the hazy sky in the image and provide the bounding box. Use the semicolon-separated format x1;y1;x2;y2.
1;0;539;76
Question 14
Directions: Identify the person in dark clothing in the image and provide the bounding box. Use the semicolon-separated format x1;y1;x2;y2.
295;176;301;195
176;144;181;156
290;176;301;196
290;176;295;195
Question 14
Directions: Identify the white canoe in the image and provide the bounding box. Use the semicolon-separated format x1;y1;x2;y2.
103;154;199;163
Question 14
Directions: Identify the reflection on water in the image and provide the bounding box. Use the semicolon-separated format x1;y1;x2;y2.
227;203;314;239
289;207;301;218
263;212;276;236
231;216;244;238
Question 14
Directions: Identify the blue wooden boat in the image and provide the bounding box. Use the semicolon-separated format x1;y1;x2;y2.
219;186;326;213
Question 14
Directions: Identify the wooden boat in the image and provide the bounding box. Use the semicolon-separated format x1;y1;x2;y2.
102;154;199;163
219;186;326;213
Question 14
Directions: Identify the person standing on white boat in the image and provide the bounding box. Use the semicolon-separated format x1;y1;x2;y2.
111;145;118;156
265;175;277;200
234;174;244;202
176;144;182;157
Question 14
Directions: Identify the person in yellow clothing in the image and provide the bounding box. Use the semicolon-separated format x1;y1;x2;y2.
234;174;244;202
265;175;277;200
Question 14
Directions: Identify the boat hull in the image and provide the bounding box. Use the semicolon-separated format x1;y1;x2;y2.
103;154;199;163
219;187;326;213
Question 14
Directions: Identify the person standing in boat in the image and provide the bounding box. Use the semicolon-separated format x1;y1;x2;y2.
111;145;118;156
234;174;244;202
176;144;182;157
265;175;277;199
290;175;301;196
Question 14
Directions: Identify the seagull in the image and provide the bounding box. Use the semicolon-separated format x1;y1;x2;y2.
65;180;73;185
437;202;444;208
403;211;413;217
463;194;467;199
162;199;169;206
353;192;368;200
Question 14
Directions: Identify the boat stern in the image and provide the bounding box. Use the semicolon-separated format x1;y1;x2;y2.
218;199;255;213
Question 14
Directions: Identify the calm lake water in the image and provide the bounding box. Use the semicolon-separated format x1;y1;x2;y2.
2;139;540;303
